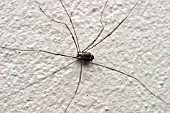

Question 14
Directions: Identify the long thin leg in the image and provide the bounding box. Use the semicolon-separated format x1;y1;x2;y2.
91;62;170;105
38;4;79;53
87;0;139;51
83;0;109;52
64;61;83;113
59;0;80;52
0;60;77;100
0;46;76;58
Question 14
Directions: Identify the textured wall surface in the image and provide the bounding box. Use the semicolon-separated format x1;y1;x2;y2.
0;0;170;113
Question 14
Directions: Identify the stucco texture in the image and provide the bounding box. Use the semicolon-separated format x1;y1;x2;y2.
0;0;170;113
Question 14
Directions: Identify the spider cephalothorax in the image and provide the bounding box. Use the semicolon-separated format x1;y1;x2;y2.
77;52;94;61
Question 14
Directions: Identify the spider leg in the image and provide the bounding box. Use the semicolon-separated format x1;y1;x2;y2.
59;0;80;52
83;0;110;52
64;61;83;113
38;3;79;53
0;60;77;100
87;0;139;51
0;46;76;58
91;62;170;105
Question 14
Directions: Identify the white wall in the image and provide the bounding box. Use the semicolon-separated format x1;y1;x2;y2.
0;0;170;113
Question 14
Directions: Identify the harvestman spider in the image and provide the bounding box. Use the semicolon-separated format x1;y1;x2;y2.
0;0;169;112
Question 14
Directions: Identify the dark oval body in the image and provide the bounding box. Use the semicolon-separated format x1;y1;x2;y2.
77;52;94;61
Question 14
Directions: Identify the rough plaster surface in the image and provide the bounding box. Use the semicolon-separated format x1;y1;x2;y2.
0;0;170;113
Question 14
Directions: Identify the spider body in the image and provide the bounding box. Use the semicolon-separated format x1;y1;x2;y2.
77;52;94;61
